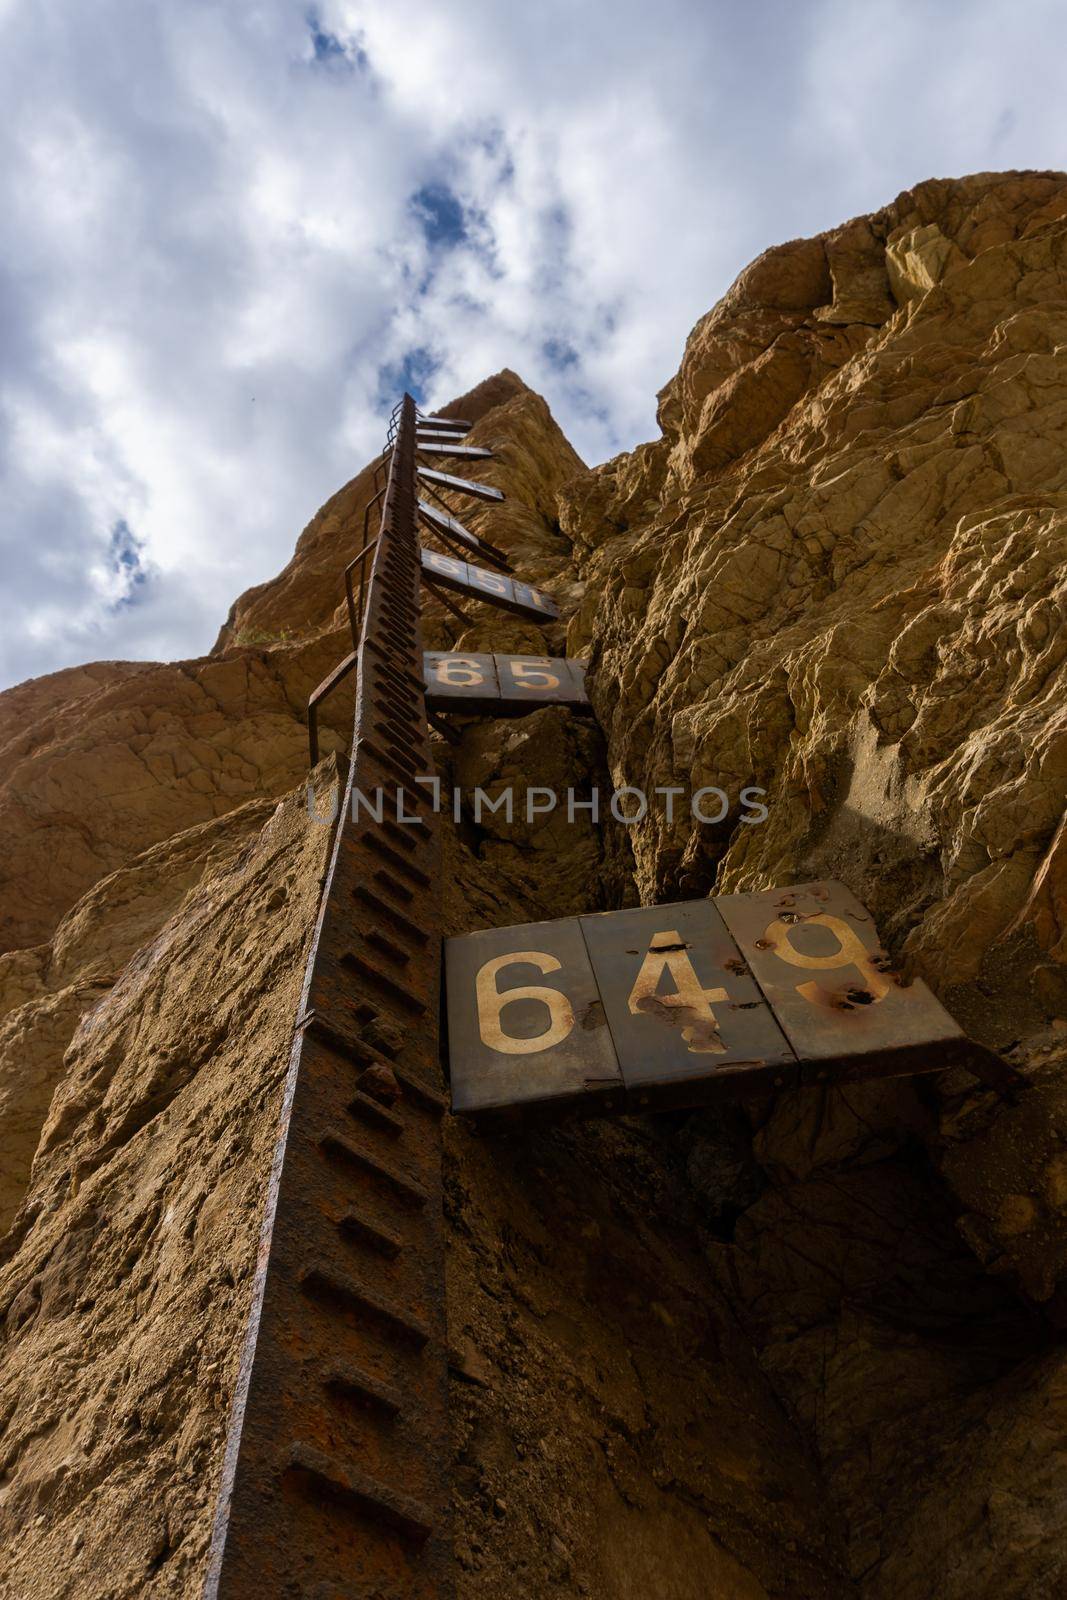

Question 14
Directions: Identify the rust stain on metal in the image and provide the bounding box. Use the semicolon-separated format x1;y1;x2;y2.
716;879;1009;1085
204;396;453;1599
627;995;725;1054
578;998;607;1031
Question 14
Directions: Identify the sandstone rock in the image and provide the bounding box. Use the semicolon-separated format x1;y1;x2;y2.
0;798;279;1234
885;222;967;303
562;172;1067;1040
0;641;335;955
0;779;336;1598
2;172;1067;1600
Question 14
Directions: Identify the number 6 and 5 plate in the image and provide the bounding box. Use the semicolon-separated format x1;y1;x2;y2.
444;882;1000;1118
423;652;589;715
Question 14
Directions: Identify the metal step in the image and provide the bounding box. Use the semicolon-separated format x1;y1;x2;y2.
417;498;511;570
416;442;494;459
417;466;504;503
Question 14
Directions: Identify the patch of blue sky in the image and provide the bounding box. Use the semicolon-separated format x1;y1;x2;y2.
306;13;368;71
377;347;439;408
410;183;467;249
542;337;580;371
107;519;149;609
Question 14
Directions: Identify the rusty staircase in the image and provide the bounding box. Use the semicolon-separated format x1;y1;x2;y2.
204;393;1011;1599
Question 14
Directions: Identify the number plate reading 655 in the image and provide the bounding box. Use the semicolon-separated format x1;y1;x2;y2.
444;882;1003;1118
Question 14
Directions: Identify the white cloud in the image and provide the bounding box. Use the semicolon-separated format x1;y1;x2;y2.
0;0;1064;687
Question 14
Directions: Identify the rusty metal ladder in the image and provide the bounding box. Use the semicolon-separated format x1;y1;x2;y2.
204;395;453;1600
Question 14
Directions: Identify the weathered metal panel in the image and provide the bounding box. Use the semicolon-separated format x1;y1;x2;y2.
578;901;797;1108
511;580;560;620
416;415;471;433
445;918;624;1117
495;654;586;706
419;551;559;623
447;886;1006;1116
417;442;494;460
422;652;499;706
417;500;510;568
715;880;978;1081
417;467;504;504
469;567;559;620
421;549;469;587
423;653;591;716
464;564;516;605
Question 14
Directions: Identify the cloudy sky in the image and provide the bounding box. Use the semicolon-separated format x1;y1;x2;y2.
0;0;1062;688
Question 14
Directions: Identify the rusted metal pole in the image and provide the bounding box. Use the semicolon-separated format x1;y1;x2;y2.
204;394;452;1600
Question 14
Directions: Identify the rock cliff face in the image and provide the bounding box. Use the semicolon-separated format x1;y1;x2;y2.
2;172;1066;1599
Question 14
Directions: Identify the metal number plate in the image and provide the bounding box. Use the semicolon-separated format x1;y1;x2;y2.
422;652;498;702
714;881;972;1079
495;655;584;705
445;918;624;1116
511;580;558;617
465;565;515;604
578;901;795;1105
445;883;1001;1116
419;552;560;622
423;653;590;715
421;549;467;585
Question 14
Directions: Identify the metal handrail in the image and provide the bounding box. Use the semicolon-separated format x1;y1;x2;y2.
343;534;380;648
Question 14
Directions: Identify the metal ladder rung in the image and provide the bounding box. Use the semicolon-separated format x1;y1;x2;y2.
321;1129;429;1207
286;1441;434;1542
347;1089;405;1137
301;1261;430;1347
339;950;428;1014
338;1206;404;1259
326;1362;405;1417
